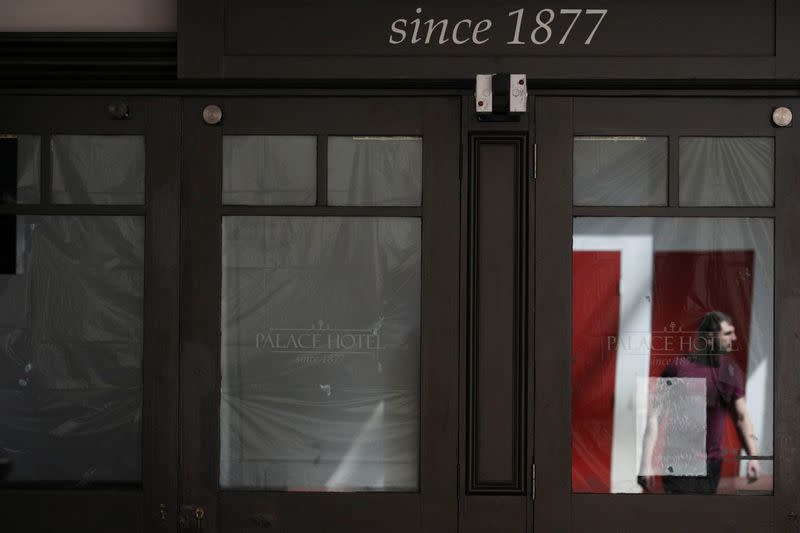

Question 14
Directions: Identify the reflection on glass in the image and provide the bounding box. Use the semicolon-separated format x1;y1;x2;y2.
0;135;40;204
328;137;422;206
0;215;144;484
223;136;316;205
572;218;773;495
573;136;667;206
220;216;421;491
679;137;774;206
52;135;145;204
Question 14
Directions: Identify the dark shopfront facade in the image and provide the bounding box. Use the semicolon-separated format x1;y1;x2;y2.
2;1;800;532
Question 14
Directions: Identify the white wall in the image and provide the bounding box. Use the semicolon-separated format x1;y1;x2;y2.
0;0;176;32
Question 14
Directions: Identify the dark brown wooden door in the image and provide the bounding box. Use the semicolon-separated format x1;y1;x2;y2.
179;97;461;533
0;96;180;532
534;96;800;532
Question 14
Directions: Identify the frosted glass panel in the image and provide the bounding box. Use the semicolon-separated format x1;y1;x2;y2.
574;136;667;206
221;216;421;491
0;215;144;484
52;135;145;204
223;136;316;205
679;137;774;206
328;137;422;206
0;135;40;204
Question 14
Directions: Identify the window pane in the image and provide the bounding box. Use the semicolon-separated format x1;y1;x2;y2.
679;137;774;206
574;136;667;206
52;135;145;204
220;216;421;491
328;137;422;206
0;135;40;204
0;215;144;484
572;217;773;495
223;136;316;205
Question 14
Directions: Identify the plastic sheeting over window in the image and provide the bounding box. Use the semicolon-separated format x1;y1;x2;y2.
220;216;421;491
328;137;422;206
679;137;774;206
572;217;773;495
51;135;145;205
573;136;668;206
0;215;144;484
223;136;317;205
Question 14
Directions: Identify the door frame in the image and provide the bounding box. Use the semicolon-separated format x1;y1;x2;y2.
0;95;180;533
533;95;800;532
178;96;461;532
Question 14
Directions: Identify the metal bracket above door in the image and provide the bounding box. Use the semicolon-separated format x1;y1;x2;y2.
475;73;528;121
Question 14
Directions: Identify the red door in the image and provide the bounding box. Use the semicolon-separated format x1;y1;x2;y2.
572;251;621;493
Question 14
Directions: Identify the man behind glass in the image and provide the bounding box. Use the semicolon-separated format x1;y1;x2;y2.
638;311;761;494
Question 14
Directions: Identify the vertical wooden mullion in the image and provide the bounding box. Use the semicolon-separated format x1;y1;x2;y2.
534;97;573;533
668;135;679;207
419;97;460;532
41;133;52;205
317;133;328;206
526;112;536;533
142;98;181;533
773;97;800;530
179;98;223;532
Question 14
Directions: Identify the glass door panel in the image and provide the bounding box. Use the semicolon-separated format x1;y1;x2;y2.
572;217;774;495
220;216;422;492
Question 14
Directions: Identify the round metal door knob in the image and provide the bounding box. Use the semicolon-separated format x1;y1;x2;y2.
202;104;223;125
107;102;130;120
772;106;792;127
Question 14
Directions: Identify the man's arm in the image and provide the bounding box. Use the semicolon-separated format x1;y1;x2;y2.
638;407;660;491
733;397;761;481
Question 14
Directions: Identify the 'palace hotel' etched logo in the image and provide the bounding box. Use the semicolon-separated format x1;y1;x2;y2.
255;319;382;364
605;322;742;360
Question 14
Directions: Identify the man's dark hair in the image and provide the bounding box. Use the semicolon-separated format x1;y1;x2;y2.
692;310;733;365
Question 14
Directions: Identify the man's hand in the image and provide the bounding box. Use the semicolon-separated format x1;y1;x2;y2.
746;459;760;482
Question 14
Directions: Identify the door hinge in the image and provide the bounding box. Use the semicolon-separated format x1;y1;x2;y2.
531;464;536;500
475;73;528;117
